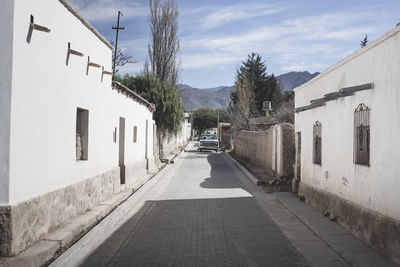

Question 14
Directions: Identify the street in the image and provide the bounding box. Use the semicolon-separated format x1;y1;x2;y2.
51;142;395;267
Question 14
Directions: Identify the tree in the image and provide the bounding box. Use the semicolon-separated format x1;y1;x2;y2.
216;108;230;123
192;108;218;136
110;41;136;75
148;0;180;87
229;73;253;131
119;74;184;136
232;53;281;116
272;91;294;123
360;35;368;48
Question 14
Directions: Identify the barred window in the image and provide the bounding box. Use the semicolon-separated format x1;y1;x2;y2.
313;121;322;165
354;103;370;165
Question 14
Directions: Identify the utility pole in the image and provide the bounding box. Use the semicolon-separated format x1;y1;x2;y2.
217;110;220;140
112;11;125;75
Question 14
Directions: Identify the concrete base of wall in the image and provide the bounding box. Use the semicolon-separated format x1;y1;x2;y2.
0;167;119;256
125;160;148;190
299;182;400;264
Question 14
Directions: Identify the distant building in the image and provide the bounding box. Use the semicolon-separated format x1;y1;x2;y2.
294;25;400;263
0;0;156;256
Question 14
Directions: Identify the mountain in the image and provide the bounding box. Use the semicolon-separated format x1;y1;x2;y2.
180;71;319;111
178;85;235;111
276;71;319;92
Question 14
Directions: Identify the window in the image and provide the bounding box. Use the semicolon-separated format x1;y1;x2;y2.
133;126;138;142
313;121;321;165
113;127;117;143
354;103;370;165
76;108;89;160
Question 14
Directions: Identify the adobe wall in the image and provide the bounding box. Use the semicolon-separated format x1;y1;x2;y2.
233;123;294;177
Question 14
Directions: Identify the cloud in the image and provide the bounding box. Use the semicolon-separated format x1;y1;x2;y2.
200;3;284;30
180;3;397;75
68;0;147;23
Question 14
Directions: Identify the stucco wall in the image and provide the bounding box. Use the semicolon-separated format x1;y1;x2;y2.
8;0;154;205
234;124;294;177
0;0;157;256
294;26;400;222
0;0;14;204
161;119;191;158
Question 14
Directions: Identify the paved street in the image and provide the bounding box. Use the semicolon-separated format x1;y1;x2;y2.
52;142;395;267
79;144;306;266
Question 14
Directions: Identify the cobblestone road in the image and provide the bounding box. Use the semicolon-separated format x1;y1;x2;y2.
81;148;307;266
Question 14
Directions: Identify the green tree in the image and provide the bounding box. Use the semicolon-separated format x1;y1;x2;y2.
217;108;230;123
231;52;281;116
120;74;184;136
192;108;217;135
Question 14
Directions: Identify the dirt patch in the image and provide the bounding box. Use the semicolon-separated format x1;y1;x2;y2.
229;151;292;193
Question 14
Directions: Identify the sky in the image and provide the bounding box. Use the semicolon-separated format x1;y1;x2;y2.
69;0;400;88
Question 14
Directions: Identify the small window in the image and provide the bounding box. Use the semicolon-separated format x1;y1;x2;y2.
133;126;137;142
113;127;117;143
354;103;370;165
76;108;89;160
313;121;321;165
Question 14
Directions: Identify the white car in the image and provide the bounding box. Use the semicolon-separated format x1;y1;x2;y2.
198;134;219;152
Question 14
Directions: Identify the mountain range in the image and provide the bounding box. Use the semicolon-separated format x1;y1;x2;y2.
179;71;319;111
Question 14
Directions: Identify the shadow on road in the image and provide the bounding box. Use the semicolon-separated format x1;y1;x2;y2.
199;153;248;190
80;197;306;267
79;150;307;267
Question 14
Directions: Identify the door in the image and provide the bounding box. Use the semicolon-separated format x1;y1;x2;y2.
294;131;301;192
119;117;125;184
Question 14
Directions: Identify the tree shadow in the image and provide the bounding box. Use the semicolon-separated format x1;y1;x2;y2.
199;153;248;190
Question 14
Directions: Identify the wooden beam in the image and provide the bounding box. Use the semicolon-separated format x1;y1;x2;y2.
30;15;51;33
339;83;374;94
102;66;113;75
68;42;84;57
87;56;101;68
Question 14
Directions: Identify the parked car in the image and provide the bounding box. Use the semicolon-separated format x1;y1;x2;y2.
198;134;219;152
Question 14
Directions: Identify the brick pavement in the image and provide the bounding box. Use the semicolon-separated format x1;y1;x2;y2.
81;151;307;267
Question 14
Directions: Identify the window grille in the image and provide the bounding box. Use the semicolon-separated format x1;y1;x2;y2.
354;103;370;165
313;121;322;165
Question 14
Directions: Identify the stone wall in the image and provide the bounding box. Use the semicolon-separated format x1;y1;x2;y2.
0;167;119;256
233;123;294;177
299;182;400;264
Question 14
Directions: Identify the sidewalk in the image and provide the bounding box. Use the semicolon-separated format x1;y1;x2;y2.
0;152;184;267
225;153;397;267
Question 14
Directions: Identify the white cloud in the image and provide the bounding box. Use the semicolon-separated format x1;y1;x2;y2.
180;4;397;74
68;0;147;23
200;3;284;30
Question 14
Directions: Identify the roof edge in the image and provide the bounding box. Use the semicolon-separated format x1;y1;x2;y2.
112;81;156;112
294;25;400;92
58;0;114;51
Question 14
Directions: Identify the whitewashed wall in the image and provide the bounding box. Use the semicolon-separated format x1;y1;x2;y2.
0;0;14;204
6;0;154;205
294;26;400;221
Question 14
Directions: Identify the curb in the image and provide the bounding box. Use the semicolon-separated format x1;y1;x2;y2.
224;153;265;186
0;143;189;267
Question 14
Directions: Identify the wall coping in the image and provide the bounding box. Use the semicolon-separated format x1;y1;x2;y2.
58;0;114;51
112;81;156;112
294;25;400;92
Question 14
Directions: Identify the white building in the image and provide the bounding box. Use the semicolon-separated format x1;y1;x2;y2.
294;25;400;263
0;0;156;256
